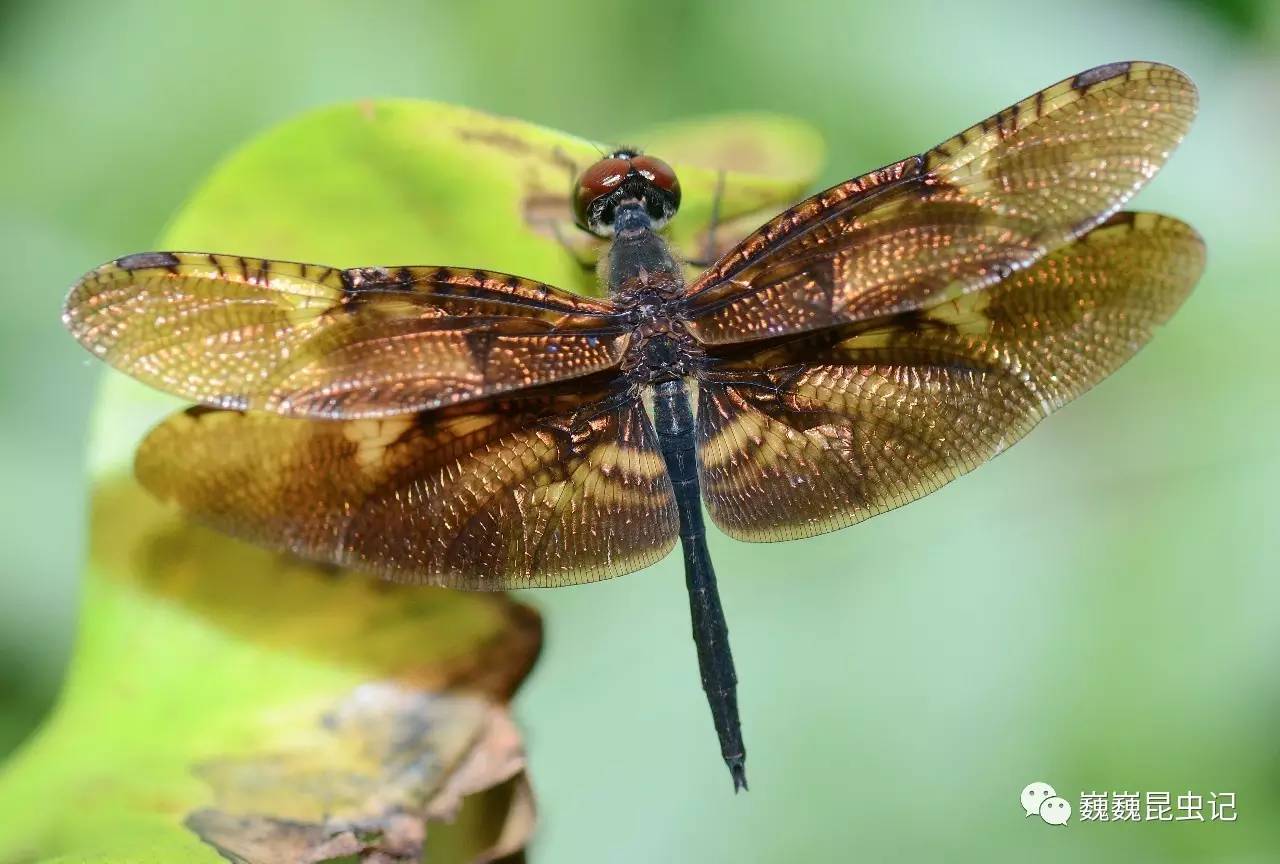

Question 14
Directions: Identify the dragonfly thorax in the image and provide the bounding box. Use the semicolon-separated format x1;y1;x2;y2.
606;201;685;299
605;197;700;382
623;320;702;383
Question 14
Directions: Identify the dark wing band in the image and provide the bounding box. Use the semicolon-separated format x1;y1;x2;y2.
682;62;1197;347
64;253;629;419
696;212;1204;541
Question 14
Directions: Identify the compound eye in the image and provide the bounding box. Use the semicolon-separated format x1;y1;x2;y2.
573;157;631;228
629;154;679;195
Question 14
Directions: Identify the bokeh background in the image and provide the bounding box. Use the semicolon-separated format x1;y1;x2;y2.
2;0;1278;860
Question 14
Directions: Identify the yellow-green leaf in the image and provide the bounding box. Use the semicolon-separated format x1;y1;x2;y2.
3;98;823;863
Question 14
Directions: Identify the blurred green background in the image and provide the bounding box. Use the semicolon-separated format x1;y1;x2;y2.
2;0;1278;861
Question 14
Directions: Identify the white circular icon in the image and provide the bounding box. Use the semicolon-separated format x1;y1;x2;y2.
1020;781;1056;817
1039;795;1071;826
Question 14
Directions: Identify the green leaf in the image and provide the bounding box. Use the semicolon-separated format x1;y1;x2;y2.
1;98;822;863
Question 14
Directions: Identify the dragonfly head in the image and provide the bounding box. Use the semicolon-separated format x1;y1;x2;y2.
573;149;681;237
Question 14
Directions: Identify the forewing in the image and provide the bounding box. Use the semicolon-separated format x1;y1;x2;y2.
683;62;1197;345
136;383;678;588
696;213;1203;541
64;252;629;419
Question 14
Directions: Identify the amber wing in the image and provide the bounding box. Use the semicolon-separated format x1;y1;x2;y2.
135;381;678;588
696;212;1204;541
681;62;1197;346
64;252;629;419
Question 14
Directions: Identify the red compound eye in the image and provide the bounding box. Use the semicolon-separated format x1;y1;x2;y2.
629;154;679;195
573;157;631;227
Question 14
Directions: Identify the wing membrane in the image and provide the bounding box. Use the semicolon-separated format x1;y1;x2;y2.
64;252;629;419
697;212;1204;541
683;62;1197;346
136;382;678;588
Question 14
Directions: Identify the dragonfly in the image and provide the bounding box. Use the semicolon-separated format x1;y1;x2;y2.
63;61;1202;792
